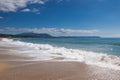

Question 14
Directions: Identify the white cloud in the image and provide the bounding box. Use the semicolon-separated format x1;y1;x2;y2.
0;0;46;12
21;8;40;14
55;28;98;34
0;27;99;36
21;8;31;12
0;16;3;19
31;8;40;14
57;0;71;3
0;0;70;12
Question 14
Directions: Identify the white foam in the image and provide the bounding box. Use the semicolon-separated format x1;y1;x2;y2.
1;38;120;70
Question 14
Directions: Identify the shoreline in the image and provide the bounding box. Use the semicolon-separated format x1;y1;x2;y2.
1;38;120;70
0;47;120;80
1;61;120;80
0;40;120;80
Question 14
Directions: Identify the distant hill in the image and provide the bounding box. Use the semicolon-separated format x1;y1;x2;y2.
16;32;54;38
0;32;54;38
0;33;15;38
0;32;101;38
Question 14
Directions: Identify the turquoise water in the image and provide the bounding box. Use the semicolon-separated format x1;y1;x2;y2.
1;38;120;70
15;38;120;56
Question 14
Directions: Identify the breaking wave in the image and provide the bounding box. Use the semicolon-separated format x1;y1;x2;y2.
1;38;120;70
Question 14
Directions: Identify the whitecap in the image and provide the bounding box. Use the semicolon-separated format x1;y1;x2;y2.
0;38;120;70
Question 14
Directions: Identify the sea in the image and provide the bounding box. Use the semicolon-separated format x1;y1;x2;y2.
1;37;120;70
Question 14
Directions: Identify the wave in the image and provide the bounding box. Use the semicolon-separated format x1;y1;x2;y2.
1;38;120;70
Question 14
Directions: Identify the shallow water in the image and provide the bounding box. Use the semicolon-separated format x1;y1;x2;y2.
15;38;120;56
1;38;120;70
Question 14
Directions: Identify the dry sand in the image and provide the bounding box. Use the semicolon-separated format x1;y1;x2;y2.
0;47;120;80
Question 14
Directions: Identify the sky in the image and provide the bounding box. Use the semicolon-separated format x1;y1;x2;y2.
0;0;120;37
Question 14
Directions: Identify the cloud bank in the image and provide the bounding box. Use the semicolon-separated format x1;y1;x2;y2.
0;27;99;36
0;0;46;12
0;0;68;12
0;0;102;13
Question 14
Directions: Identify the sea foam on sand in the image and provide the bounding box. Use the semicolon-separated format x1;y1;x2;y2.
1;38;120;70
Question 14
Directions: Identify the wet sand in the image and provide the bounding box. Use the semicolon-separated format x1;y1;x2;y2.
0;47;120;80
1;61;120;80
0;62;10;77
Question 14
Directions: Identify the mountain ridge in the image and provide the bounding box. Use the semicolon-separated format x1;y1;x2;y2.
0;32;101;38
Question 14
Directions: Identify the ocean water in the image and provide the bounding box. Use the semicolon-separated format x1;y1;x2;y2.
1;38;120;70
15;38;120;56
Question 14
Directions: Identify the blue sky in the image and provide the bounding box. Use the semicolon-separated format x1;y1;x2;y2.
0;0;120;37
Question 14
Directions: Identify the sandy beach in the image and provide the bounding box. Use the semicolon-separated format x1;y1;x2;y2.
1;61;120;80
1;0;120;79
0;47;120;80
